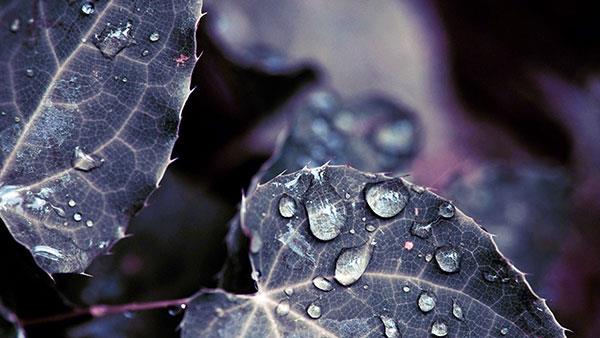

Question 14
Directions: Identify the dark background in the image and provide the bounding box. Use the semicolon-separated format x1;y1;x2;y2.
1;1;599;337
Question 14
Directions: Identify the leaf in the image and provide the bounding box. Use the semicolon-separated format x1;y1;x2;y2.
0;0;201;273
182;165;565;337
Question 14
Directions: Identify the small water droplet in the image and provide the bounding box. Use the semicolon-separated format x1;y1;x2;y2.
14;116;20;123
51;205;66;217
365;224;376;232
349;229;356;234
334;242;374;286
438;202;455;219
73;146;104;171
86;219;94;227
10;19;20;33
73;212;82;222
81;1;95;15
431;320;448;337
121;76;128;83
500;327;509;336
365;180;409;218
312;276;334;291
380;315;400;338
345;193;351;199
149;31;160;42
452;300;463;320
284;288;294;297
68;199;76;207
251;270;260;281
278;194;296;218
306;302;321;319
362;284;369;290
435;246;461;273
276;300;290;316
417;291;436;313
141;49;149;56
425;253;433;262
410;222;432;239
402;286;411;293
26;69;34;77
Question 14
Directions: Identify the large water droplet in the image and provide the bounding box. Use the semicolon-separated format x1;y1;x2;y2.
312;276;334;292
452;300;463;320
379;315;400;338
305;184;346;241
276;300;290;317
278;194;296;218
306;302;321;319
438;202;455;219
417;291;436;313
334;242;374;286
431;320;448;337
10;19;20;33
73;146;104;171
81;2;95;15
364;180;409;218
435;246;461;273
93;21;136;59
149;31;160;42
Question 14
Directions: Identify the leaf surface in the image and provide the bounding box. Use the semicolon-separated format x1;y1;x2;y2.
182;165;565;337
0;0;201;273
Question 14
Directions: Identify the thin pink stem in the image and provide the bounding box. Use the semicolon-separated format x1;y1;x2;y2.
20;296;192;327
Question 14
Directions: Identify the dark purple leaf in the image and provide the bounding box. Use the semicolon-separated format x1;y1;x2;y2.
0;0;201;273
182;165;565;337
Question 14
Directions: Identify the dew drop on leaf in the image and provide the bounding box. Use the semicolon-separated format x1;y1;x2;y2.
425;253;433;262
81;2;95;15
379;315;400;338
305;190;345;241
278;194;296;218
500;327;509;336
312;276;334;292
25;69;34;77
73;212;82;222
431;320;448;337
402;286;411;293
284;288;294;297
149;31;160;42
33;245;63;261
141;49;149;56
93;21;136;59
85;220;94;227
452;300;464;320
51;205;66;217
438;202;455;219
334;241;374;286
364;180;408;218
417;291;436;313
482;270;499;283
275;300;290;317
10;18;19;33
72;146;104;171
306;302;321;319
435;246;461;273
68;199;76;207
365;224;376;232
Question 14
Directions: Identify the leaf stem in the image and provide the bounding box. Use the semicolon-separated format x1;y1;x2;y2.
20;296;192;327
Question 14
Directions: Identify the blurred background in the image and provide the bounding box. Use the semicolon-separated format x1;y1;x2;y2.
2;0;599;337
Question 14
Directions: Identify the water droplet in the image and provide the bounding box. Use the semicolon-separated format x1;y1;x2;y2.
14;116;20;123
500;327;509;336
141;49;149;56
306;303;321;319
402;286;411;293
417;291;436;313
276;300;290;316
364;180;409;218
425;253;433;262
349;229;356;234
452;300;463;320
305;185;345;241
121;76;128;83
10;19;20;33
167;303;186;316
284;288;294;297
379;315;400;338
149;31;160;42
278;194;296;218
251;270;260;281
81;2;95;15
250;232;262;253
312;276;334;291
73;212;82;222
73;146;104;171
334;242;374;286
365;224;376;232
86;220;94;227
438;202;455;219
435;246;461;273
93;21;136;59
51;205;66;217
431;320;448;337
68;199;76;207
33;245;63;261
362;284;369;290
410;222;432;239
345;193;351;199
26;69;34;77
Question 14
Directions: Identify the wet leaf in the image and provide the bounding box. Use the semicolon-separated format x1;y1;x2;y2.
0;0;202;273
181;165;565;337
